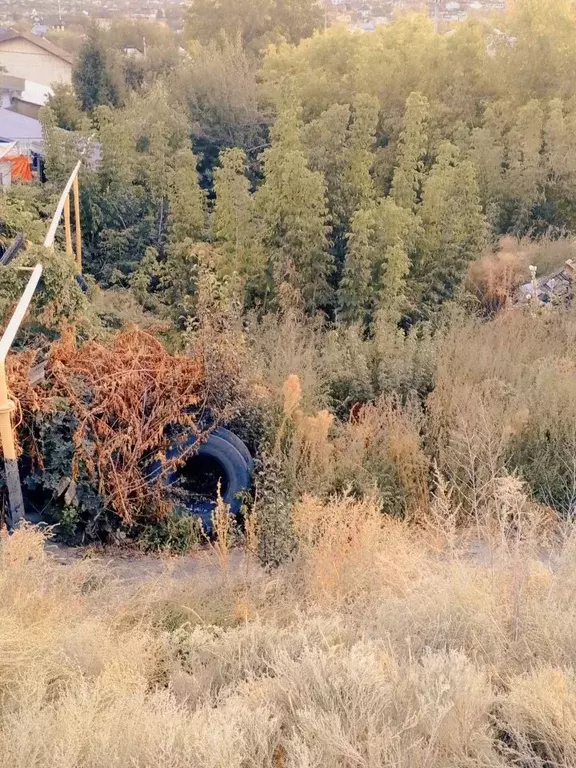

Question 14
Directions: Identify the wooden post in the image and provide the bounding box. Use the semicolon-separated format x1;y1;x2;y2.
63;193;73;258
0;264;42;530
0;361;24;529
73;176;82;272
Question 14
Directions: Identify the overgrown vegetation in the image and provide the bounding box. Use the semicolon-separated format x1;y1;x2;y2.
4;3;576;760
3;1;576;554
0;496;574;767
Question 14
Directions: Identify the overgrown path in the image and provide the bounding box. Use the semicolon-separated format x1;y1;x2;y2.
45;541;249;583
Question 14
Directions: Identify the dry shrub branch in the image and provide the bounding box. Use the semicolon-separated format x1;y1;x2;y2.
9;325;209;524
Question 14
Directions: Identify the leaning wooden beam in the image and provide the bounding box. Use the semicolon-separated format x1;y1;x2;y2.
64;194;73;258
0;264;43;528
73;176;82;270
43;161;82;250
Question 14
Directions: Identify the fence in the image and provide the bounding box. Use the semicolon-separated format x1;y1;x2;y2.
0;161;82;528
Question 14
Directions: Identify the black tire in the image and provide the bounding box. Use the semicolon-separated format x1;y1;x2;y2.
213;427;254;473
165;434;252;528
75;275;89;294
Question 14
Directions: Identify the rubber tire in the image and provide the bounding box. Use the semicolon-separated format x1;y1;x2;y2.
75;274;89;294
164;434;251;529
213;427;254;473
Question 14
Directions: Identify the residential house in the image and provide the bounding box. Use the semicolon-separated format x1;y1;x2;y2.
0;110;43;185
0;30;73;87
0;74;52;120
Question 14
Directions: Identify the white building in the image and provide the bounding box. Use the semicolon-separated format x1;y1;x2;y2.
0;30;73;87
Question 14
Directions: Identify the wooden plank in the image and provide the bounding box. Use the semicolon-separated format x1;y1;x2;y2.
64;194;73;257
43;161;81;249
0;264;43;363
73;176;82;271
0;361;23;528
0;232;25;266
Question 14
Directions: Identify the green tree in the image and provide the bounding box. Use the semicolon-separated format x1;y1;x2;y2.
39;106;83;187
391;92;429;211
338;207;375;321
187;0;322;53
73;25;123;111
304;94;378;259
46;83;86;131
81;89;201;282
170;37;267;160
168;148;206;242
105;19;181;91
414;142;488;313
497;0;576;102
339;199;416;322
213;148;266;299
468;102;510;230
505;99;545;232
542;98;576;229
341;94;379;221
256;106;333;311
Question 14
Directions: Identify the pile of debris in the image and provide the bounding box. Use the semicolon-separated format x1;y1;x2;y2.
515;260;576;307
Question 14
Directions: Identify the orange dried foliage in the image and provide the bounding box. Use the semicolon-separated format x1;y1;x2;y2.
9;326;207;525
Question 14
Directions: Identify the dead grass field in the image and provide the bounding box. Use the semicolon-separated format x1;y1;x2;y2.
1;488;576;768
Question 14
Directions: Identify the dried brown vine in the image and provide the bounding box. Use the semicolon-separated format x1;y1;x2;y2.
8;325;209;524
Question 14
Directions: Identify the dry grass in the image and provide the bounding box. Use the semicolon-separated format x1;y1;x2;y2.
429;307;576;516
2;497;576;767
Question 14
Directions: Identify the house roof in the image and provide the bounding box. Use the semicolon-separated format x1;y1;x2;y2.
0;29;74;65
0;109;43;141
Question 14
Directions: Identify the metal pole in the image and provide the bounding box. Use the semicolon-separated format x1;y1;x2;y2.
73;176;82;272
64;193;73;258
0;361;24;528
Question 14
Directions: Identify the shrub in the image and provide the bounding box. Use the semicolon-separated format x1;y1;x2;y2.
466;237;529;313
428;307;576;518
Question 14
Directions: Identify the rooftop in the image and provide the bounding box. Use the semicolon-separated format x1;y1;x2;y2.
0;29;74;64
0;108;43;141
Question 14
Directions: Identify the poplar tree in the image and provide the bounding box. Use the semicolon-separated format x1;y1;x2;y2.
341;94;379;221
168;148;206;243
256;106;333;312
338;207;375;321
213;148;266;300
391;92;430;211
505;99;545;232
416;142;488;312
339;199;414;321
73;25;122;112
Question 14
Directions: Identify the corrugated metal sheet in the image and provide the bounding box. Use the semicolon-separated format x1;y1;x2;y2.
0;108;42;141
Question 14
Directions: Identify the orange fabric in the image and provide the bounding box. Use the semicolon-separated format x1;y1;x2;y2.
6;156;32;182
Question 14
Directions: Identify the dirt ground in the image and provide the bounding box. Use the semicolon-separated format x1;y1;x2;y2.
44;540;248;582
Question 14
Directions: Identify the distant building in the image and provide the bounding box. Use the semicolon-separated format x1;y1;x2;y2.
122;45;144;57
0;74;52;120
31;23;49;36
0;29;73;86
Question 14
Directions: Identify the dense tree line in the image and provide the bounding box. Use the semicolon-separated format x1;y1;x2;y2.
43;0;576;325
